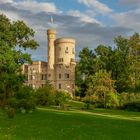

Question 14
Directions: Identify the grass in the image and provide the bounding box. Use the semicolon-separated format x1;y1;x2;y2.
0;105;140;140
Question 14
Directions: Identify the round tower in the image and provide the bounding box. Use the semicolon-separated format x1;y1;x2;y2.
54;38;76;96
54;38;75;65
47;29;56;69
47;29;56;84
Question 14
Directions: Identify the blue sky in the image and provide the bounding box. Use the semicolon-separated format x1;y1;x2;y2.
0;0;140;61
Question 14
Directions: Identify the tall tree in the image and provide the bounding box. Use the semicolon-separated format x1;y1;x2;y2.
75;47;95;97
128;33;140;91
0;14;38;106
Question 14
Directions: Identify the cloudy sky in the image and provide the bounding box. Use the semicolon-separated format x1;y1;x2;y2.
0;0;140;61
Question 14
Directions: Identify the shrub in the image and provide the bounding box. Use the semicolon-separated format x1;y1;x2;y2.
35;83;56;106
105;92;119;109
84;103;91;110
55;91;71;108
82;92;119;109
122;101;140;112
9;86;36;113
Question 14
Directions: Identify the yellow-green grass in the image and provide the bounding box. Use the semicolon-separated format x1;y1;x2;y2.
0;108;140;140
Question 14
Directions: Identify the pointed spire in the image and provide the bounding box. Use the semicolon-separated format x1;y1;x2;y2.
50;16;54;24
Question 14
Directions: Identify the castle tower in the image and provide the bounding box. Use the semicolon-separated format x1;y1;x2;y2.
47;29;56;83
54;38;76;96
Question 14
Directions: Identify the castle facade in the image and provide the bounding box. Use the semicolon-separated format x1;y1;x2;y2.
22;29;76;96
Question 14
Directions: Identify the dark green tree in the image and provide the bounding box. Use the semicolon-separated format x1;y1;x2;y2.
75;47;95;97
0;14;38;107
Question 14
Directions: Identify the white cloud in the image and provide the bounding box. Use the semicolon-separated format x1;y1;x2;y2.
119;0;140;7
13;0;60;13
112;9;140;32
78;0;112;14
0;10;20;21
0;0;13;3
68;10;101;24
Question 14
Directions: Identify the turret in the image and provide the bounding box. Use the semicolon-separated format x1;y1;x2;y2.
47;29;56;69
47;29;56;83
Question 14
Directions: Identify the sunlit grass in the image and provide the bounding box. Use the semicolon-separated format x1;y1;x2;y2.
0;107;140;140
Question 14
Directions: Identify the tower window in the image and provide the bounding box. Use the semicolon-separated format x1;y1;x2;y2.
71;58;75;62
45;74;47;80
29;75;32;80
72;48;75;54
57;58;63;62
64;73;69;79
59;74;61;79
65;47;68;53
72;84;74;88
41;74;44;80
59;84;61;89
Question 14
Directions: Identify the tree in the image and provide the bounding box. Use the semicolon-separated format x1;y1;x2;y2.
75;47;95;97
85;70;118;108
0;14;38;107
95;44;113;71
128;33;140;92
55;91;71;109
112;36;131;92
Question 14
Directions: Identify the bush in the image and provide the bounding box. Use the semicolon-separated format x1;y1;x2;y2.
82;92;119;109
84;103;91;110
119;92;140;106
35;83;56;106
9;86;36;113
122;101;140;112
35;83;71;108
55;91;71;108
105;92;119;109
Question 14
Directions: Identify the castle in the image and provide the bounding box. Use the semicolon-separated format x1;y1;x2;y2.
22;29;76;96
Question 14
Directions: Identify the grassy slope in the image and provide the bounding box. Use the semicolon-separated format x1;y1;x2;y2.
0;106;140;140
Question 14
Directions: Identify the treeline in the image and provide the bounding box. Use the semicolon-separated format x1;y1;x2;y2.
76;33;140;111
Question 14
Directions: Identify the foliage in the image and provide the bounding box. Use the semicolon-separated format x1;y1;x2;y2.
75;47;95;97
76;33;140;94
0;14;38;108
9;86;36;113
105;92;119;108
35;83;56;106
84;70;118;108
55;91;71;108
122;101;140;112
119;92;140;106
35;82;71;107
76;33;140;109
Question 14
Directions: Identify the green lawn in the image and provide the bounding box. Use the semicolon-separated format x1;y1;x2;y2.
0;107;140;140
